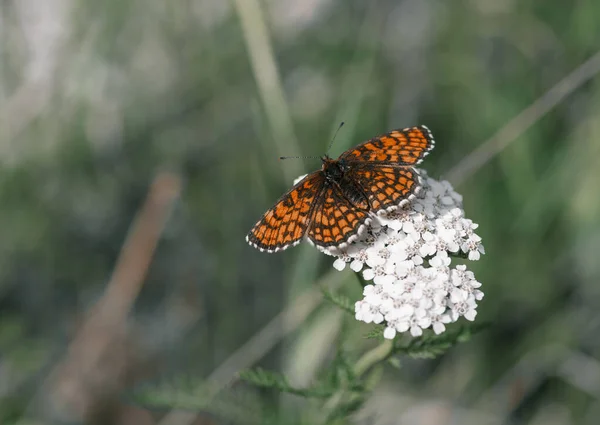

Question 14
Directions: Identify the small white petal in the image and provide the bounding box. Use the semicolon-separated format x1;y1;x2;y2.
468;251;481;261
350;259;364;272
374;274;395;285
433;322;446;334
411;286;423;300
418;317;432;329
469;280;482;289
363;269;375;280
383;327;397;339
450;208;463;217
410;326;423;337
447;242;460;252
363;285;376;296
333;259;347;271
419;243;436;257
396;321;410;332
422;231;435;241
441;196;455;205
450;288;467;303
403;222;416;234
464;309;477;321
396;304;415;317
366;254;386;267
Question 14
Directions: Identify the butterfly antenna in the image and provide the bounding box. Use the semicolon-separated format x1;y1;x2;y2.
280;122;344;160
279;155;320;160
325;121;345;156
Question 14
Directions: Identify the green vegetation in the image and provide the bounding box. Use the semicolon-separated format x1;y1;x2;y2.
1;0;600;423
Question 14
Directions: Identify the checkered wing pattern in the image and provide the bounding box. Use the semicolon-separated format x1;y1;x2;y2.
340;125;434;165
307;186;370;248
347;165;420;213
247;125;436;253
246;172;324;252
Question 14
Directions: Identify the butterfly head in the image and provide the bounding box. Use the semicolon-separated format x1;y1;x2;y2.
321;156;345;181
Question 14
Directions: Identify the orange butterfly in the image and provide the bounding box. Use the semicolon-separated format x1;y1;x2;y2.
246;126;435;252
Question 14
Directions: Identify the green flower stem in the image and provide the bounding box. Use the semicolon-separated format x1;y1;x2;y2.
353;339;394;377
321;339;394;423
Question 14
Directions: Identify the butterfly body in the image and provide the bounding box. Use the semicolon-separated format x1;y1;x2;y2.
321;156;370;210
246;125;435;253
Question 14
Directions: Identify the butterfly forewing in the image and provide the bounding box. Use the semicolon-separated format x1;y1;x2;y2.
246;172;324;252
340;125;434;165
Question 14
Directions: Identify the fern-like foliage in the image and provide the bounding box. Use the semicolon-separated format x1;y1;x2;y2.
129;323;488;425
239;368;335;398
321;287;354;315
364;324;385;340
128;375;263;423
394;322;489;359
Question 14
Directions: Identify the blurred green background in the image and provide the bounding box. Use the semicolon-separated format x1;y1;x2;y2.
2;0;600;424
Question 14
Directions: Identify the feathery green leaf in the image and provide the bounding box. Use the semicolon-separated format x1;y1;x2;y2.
321;287;355;315
239;367;335;398
395;322;489;359
364;325;385;340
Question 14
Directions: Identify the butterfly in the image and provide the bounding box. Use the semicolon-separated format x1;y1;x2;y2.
246;125;435;253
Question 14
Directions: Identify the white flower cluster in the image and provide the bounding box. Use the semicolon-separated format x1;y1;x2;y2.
329;172;485;339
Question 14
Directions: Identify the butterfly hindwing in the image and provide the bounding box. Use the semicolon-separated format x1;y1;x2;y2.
307;185;370;248
346;164;420;213
246;172;324;252
340;125;434;165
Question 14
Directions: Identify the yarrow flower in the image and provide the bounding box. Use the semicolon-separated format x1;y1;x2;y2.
324;171;485;339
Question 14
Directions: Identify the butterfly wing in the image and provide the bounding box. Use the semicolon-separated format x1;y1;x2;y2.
307;184;370;249
345;164;421;213
246;172;324;252
340;125;434;165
